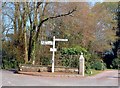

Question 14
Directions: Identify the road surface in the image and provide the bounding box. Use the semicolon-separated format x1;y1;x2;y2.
1;70;119;86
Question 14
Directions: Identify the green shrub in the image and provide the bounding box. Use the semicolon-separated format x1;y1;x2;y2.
61;57;70;67
112;57;120;69
61;46;88;55
61;55;79;68
40;56;51;66
85;62;91;70
85;69;92;75
70;57;79;68
85;62;92;75
60;46;89;68
2;57;19;69
91;60;106;70
2;47;24;70
60;46;106;71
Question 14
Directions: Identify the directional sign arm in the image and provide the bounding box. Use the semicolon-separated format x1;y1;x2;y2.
50;48;57;52
41;41;53;45
55;39;68;41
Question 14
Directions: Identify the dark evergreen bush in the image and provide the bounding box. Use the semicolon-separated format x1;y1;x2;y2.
112;57;120;69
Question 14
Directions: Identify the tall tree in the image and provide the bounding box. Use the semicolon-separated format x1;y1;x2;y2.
113;1;120;58
89;2;117;53
2;2;77;64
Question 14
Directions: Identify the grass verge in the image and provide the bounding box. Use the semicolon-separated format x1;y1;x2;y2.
85;69;104;76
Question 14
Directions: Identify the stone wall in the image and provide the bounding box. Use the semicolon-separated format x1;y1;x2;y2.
19;64;48;72
19;64;78;73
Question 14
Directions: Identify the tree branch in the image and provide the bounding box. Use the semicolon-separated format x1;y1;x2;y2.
3;13;14;22
39;7;77;28
36;7;77;40
42;2;49;16
36;2;43;8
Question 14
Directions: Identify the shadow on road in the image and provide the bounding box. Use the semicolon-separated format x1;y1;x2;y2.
113;76;120;78
107;76;120;79
8;69;18;74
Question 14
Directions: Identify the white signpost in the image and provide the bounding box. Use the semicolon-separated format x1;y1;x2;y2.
41;36;68;73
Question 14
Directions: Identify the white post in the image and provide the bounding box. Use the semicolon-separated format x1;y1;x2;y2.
41;36;68;73
52;36;55;73
79;52;85;76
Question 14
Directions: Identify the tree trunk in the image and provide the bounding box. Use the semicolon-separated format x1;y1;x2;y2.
23;2;28;63
24;28;28;63
32;3;38;65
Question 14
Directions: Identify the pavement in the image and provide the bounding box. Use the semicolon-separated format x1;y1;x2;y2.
1;70;119;86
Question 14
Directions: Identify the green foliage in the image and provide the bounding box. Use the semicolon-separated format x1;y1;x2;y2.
61;46;88;68
2;50;24;69
61;46;88;55
84;53;103;74
2;42;25;70
61;55;79;68
85;62;91;70
2;57;19;69
85;62;92;75
61;57;70;67
40;56;51;66
60;46;106;70
112;57;120;69
70;57;79;68
91;60;106;70
85;69;92;75
61;48;77;55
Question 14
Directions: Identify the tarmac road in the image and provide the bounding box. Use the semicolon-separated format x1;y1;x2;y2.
1;70;119;86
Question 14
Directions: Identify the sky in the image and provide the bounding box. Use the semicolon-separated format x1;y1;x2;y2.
88;0;104;6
